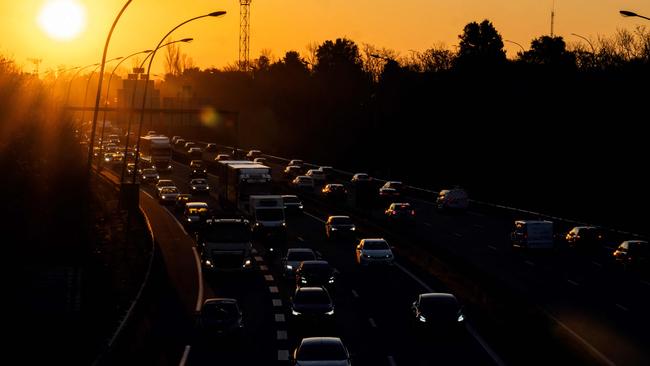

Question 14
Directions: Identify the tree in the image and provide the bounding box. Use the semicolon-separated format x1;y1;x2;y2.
521;36;576;70
314;38;364;76
456;20;506;69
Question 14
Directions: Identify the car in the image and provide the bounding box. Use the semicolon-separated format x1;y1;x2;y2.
306;169;326;184
385;202;416;222
175;138;186;147
158;187;180;204
318;166;334;178
183;202;209;228
175;193;193;211
565;226;605;251
379;181;403;199
189;160;208;178
284;165;302;179
246;149;262;159
140;168;159;184
355;238;394;266
171;135;182;144
282;248;317;277
295;260;337;289
214;154;232;162
351;173;370;184
613;240;649;271
292;176;315;190
184;141;196;149
156;179;176;194
290;287;335;324
289;159;304;167
282;195;304;214
205;143;218;152
253;157;267;165
198;298;243;336
188;147;202;158
147;130;157;136
325;216;355;239
322;184;347;201
411;293;465;333
126;162;138;176
292;337;351;366
190;178;210;194
436;188;469;211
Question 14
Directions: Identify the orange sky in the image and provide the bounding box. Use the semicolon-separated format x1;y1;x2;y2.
2;1;649;76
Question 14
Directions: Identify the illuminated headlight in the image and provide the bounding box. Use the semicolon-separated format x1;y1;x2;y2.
363;253;371;258
291;309;301;316
328;277;335;284
457;314;464;322
192;186;196;190
205;260;212;267
325;309;334;315
167;165;172;170
161;196;167;200
386;254;393;258
281;222;286;227
419;315;427;322
104;158;110;162
206;186;210;190
298;205;303;209
244;259;251;266
155;175;160;179
286;265;293;270
331;227;338;231
300;277;308;284
187;218;192;222
350;227;356;231
254;222;261;227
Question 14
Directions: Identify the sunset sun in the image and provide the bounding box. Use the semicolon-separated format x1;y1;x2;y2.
37;0;86;41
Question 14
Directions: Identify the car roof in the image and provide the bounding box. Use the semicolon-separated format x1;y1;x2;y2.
361;238;387;243
203;298;238;306
282;195;299;199
419;292;458;304
288;248;315;254
295;287;328;295
328;215;350;220
186;202;208;208
327;183;344;187
300;260;329;266
300;337;344;347
158;180;174;184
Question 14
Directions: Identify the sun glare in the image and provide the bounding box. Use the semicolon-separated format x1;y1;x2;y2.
37;0;86;41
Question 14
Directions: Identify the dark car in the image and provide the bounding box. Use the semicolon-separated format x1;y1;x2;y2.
198;298;243;337
183;202;209;230
282;248;317;277
412;293;464;334
322;184;347;201
613;240;649;272
246;149;262;160
205;143;218;152
379;181;403;200
175;193;193;212
565;226;605;252
325;216;356;240
189;160;208;179
290;287;335;328
284;165;302;179
292;337;351;366
283;195;304;214
190;178;210;194
385;202;416;223
296;260;337;289
188;147;202;158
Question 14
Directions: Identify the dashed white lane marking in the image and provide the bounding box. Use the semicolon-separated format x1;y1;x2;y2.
278;350;290;361
616;303;629;312
179;345;191;366
269;286;279;293
272;299;283;307
275;314;286;322
251;248;258;254
567;279;580;286
591;261;603;268
277;330;288;340
264;275;274;281
259;265;269;271
297;236;305;242
524;260;535;267
254;256;264;262
304;211;326;224
387;355;397;366
351;289;360;299
487;245;498;251
424;223;432;227
453;232;463;238
368;318;377;328
191;247;204;313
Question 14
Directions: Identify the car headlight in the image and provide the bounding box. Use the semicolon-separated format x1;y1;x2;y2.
363;253;370;258
187;218;192;222
350;227;356;231
245;259;251;266
328;276;335;284
205;260;212;266
457;313;464;322
192;186;196;190
325;309;334;315
161;196;167;200
281;222;286;227
292;309;301;316
419;315;427;322
286;265;293;270
298;205;303;209
386;254;393;258
167;165;172;169
206;186;210;190
300;277;308;284
331;227;338;231
155;175;160;179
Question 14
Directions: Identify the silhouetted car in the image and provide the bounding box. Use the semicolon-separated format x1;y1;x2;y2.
158;187;180;205
205;143;218;152
214;154;232;162
282;248;317;277
306;169;326;184
140;168;159;184
183;202;209;230
379;181;403;199
171;135;182;144
322;184;347;201
190;178;210;194
155;179;176;194
295;260;338;289
325;215;355;239
292;176;314;190
253;157;267;165
184;141;196;149
174;138;186;147
175;193;193;212
188;147;202;158
351;173;370;184
246;149;262;160
385;202;416;223
289;159;304;167
411;293;464;334
613;240;649;271
284;165;302;179
198;298;243;337
290;287;335;326
282;195;304;214
318;166;334;178
292;337;351;366
436;188;469;211
565;226;605;251
355;238;394;266
189;160;208;178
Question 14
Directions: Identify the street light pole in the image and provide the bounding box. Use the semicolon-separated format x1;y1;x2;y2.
620;10;650;21
504;40;526;55
81;57;122;129
131;11;226;184
570;33;596;68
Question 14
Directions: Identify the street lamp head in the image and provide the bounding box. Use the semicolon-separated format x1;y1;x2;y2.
143;49;153;53
208;11;227;17
620;10;637;17
180;38;194;43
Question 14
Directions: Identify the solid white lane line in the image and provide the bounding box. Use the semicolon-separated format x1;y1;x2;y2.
179;345;191;366
368;318;377;328
259;265;269;271
304;211;326;224
487;245;498;251
351;289;360;299
142;191;155;200
395;262;433;292
277;350;290;361
275;314;286;322
277;330;288;340
387;355;397;366
453;232;463;238
264;275;274;281
254;256;264;262
191;247;204;313
297;236;305;242
567;279;580;286
269;286;279;293
272;299;283;307
616;303;629;312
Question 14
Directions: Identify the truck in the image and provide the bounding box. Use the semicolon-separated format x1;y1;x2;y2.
140;134;173;173
511;220;554;249
248;195;287;252
216;162;272;211
196;218;253;272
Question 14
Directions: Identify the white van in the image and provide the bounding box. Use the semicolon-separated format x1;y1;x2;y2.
436;189;469;210
511;220;554;249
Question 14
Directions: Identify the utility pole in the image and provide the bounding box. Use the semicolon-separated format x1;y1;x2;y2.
239;0;251;71
550;0;555;37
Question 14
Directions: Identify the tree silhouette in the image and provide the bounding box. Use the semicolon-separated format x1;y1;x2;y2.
521;36;576;70
315;38;364;76
456;20;506;69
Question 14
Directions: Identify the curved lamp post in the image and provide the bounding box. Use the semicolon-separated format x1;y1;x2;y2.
131;11;226;184
504;39;526;55
620;10;650;21
81;56;122;128
570;33;596;68
65;63;99;107
119;38;193;183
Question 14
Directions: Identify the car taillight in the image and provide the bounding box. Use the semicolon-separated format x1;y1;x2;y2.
411;210;416;216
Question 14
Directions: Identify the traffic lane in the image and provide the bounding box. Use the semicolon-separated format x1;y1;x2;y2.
281;212;497;365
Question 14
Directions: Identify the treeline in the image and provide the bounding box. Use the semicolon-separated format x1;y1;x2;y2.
161;21;649;233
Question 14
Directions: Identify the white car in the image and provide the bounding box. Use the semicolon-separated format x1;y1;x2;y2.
306;169;326;183
156;179;176;194
292;175;314;189
355;238;394;266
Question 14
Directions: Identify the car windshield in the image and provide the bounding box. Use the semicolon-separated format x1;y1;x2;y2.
256;209;284;221
204;223;251;242
192;179;207;185
298;342;347;361
420;297;459;318
331;217;352;225
203;302;238;320
295;290;330;305
187;207;208;215
161;187;178;194
364;241;389;250
142;169;156;175
288;251;316;262
302;262;330;274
